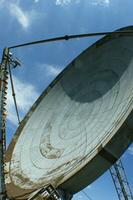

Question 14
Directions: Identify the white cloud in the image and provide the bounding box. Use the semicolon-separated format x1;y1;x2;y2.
91;0;110;7
55;0;80;6
9;3;30;29
56;0;72;5
7;76;39;125
128;146;133;155
47;65;62;77
40;64;62;78
4;1;39;30
55;0;110;6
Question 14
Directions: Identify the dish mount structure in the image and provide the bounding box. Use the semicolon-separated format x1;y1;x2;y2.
0;26;133;200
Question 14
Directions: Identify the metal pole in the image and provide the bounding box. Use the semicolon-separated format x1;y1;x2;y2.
0;48;9;200
8;30;133;49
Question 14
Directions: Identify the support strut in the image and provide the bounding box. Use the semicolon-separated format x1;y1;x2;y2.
110;159;133;200
0;48;9;200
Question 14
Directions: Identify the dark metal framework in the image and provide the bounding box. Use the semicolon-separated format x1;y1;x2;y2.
110;159;133;200
28;184;62;200
27;184;73;200
0;48;9;200
0;49;21;200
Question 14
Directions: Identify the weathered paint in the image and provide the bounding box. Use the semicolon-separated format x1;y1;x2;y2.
6;26;133;198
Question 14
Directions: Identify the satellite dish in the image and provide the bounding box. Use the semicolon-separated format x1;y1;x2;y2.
5;26;133;199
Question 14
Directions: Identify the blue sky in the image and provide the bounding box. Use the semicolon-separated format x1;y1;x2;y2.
0;0;133;199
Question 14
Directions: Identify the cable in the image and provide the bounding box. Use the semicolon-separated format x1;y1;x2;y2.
8;30;133;49
8;63;21;125
82;190;93;200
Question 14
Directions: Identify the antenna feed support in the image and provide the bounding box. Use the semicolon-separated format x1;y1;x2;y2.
7;51;21;69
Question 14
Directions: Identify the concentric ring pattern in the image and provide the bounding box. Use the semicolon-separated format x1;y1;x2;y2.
6;27;133;197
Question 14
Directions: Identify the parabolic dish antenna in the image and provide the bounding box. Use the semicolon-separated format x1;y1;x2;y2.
6;26;133;199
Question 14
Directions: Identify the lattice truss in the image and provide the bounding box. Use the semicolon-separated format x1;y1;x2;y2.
110;159;133;200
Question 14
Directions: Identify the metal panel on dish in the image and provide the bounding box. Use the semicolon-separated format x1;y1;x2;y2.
5;26;133;199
